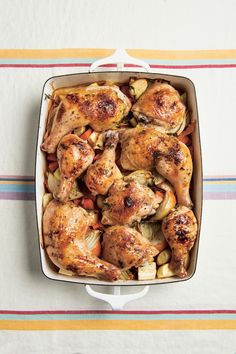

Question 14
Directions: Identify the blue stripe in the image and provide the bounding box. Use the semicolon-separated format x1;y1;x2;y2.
1;182;236;194
0;185;35;192
203;184;236;192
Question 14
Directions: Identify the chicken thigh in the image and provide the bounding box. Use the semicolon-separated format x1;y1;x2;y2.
85;131;121;195
120;126;193;207
102;226;158;269
132;81;186;132
162;206;197;277
43;200;121;281
54;134;94;202
101;179;160;225
41;84;131;153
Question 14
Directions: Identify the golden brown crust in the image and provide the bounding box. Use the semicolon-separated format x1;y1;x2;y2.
102;226;159;269
132;82;186;130
41;85;131;153
162;206;197;277
101;179;160;225
120;126;193;207
43;200;121;281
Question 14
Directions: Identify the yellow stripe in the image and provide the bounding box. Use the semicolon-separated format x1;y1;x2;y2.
0;48;236;60
0;49;114;59
203;180;236;185
0;180;33;185
0;320;236;331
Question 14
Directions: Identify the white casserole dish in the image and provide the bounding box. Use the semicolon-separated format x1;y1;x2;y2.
35;50;202;306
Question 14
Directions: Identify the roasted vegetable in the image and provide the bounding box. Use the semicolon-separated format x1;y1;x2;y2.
124;170;153;186
85;230;102;257
150;190;176;221
138;262;156;280
87;131;99;147
47;169;83;200
80;128;93;140
129;117;138;127
120;270;135;280
58;268;74;276
130;78;148;100
152;171;165;186
92;133;105;150
157;253;190;279
74;126;86;137
157;263;175;279
86;210;99;225
81;198;94;210
42;193;53;210
156;248;172;266
138;222;168;252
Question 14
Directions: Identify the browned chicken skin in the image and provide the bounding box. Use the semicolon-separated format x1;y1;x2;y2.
84;131;121;195
43;200;121;281
120;126;193;207
101;179;160;225
54;134;94;202
102;226;159;269
162;206;197;277
132;82;186;131
41;85;131;153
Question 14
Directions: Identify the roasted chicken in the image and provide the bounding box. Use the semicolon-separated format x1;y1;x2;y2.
132;81;186;132
41;84;131;153
120;126;193;207
43;200;121;281
101;179;160;225
85;131;121;195
102;226;158;269
53;134;94;202
162;206;197;277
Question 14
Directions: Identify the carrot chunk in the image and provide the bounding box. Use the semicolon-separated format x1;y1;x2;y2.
81;198;94;210
80;128;93;140
48;161;59;173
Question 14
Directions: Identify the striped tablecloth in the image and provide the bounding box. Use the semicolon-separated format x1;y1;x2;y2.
0;46;235;353
1;1;236;351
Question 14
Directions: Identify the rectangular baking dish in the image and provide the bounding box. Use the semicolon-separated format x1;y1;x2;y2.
35;53;202;288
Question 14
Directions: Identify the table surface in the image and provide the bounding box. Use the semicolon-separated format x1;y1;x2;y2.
0;0;236;353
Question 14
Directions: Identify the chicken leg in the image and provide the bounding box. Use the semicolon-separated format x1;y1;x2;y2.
43;200;121;281
102;226;159;269
41;84;131;153
120;126;193;207
85;131;121;195
162;206;197;277
54;134;94;202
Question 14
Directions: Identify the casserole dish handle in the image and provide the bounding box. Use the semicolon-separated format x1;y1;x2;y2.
85;285;150;310
89;48;150;72
85;50;150;310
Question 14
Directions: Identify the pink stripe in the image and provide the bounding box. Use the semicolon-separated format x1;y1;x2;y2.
0;192;35;200
0;175;34;179
204;192;236;200
0;63;236;69
0;310;235;315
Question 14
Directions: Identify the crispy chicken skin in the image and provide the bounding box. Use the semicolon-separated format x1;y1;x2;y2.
101;179;160;225
43;200;121;281
41;85;131;153
102;226;159;269
54;134;94;202
85;131;121;195
162;206;197;277
120;126;193;207
132;82;186;131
